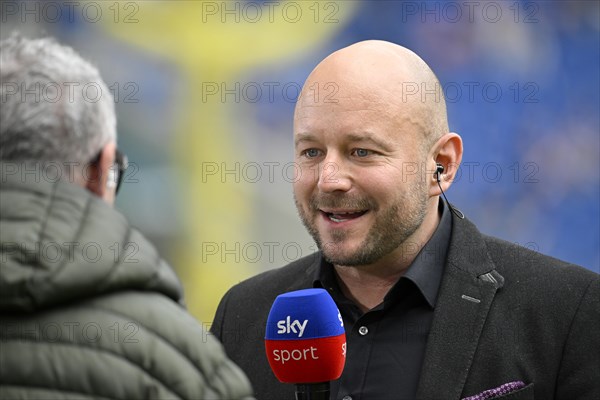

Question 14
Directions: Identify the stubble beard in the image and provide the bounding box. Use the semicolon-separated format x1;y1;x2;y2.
294;180;428;267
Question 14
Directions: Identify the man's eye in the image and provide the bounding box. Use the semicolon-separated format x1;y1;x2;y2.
302;149;321;158
353;148;371;157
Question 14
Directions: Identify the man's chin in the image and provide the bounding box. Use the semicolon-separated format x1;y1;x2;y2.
320;245;371;267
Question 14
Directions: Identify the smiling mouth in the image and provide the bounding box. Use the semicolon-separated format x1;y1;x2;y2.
321;210;368;223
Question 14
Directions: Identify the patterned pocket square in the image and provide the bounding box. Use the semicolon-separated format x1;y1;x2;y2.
462;381;526;400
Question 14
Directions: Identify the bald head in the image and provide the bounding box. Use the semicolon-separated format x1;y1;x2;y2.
293;41;463;270
295;40;448;150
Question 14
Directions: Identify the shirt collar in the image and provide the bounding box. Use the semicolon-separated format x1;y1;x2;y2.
313;199;452;309
399;199;451;307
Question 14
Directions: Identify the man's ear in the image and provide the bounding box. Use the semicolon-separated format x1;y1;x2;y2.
86;141;116;203
428;133;463;197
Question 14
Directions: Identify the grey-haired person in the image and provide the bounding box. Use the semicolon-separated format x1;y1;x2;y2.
0;33;254;400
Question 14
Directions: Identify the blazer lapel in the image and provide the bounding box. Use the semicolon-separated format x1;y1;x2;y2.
416;215;505;400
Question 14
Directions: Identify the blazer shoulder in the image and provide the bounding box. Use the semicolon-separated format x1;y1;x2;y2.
213;252;320;331
228;252;320;296
482;233;598;288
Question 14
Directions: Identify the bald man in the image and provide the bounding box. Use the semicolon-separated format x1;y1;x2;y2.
211;41;599;400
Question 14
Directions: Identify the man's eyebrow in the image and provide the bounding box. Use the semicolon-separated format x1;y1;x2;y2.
345;133;395;151
294;133;318;146
294;132;396;151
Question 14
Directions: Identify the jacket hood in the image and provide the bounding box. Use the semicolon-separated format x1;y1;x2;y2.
0;165;183;312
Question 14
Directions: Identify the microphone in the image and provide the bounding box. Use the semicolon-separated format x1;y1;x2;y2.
265;288;346;400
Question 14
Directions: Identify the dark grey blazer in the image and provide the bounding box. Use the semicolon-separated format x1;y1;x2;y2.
211;214;599;400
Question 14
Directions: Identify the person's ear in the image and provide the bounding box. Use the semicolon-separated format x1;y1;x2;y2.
86;141;116;204
428;133;463;197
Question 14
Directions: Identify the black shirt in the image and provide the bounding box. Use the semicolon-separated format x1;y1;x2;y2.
313;201;452;400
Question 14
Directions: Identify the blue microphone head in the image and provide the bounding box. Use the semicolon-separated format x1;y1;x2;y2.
265;288;344;340
264;288;346;383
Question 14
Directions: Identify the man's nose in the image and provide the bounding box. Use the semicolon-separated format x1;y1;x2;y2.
317;156;352;193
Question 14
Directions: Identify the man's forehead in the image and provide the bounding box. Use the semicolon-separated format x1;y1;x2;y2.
296;72;430;120
295;89;387;112
294;76;422;126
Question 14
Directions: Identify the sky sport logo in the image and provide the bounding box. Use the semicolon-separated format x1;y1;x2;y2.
277;316;308;338
273;316;316;365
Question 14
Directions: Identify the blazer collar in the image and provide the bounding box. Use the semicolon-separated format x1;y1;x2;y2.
416;211;505;400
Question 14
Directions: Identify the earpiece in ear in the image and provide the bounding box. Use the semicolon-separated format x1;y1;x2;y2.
434;163;465;219
106;167;117;189
435;163;444;182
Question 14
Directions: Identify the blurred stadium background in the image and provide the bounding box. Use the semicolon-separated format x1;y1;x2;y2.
1;0;598;324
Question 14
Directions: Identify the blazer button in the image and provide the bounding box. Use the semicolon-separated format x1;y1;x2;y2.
358;326;369;336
